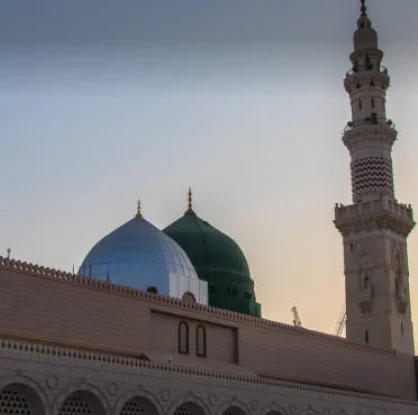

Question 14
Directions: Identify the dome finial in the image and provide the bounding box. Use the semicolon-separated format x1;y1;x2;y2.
136;199;142;217
360;0;367;16
186;187;195;215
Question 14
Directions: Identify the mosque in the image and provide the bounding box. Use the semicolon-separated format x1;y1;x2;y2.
1;1;418;414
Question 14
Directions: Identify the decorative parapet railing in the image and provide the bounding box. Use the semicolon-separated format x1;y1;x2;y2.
343;118;396;133
334;200;415;237
346;65;388;77
0;256;395;356
0;334;416;406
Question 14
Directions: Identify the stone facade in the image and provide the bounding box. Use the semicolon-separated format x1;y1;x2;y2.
0;258;418;414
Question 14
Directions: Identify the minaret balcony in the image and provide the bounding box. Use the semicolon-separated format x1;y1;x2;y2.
334;199;415;237
342;118;397;149
345;65;388;77
344;67;389;92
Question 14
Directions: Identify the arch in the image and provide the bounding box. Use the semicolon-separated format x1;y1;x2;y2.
173;401;206;415
222;407;247;415
0;383;47;415
217;400;250;415
0;375;49;415
113;389;163;415
168;394;210;415
52;383;110;415
259;405;289;415
119;396;160;415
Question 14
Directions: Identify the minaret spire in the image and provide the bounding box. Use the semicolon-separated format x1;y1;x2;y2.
360;0;367;16
136;199;142;217
185;187;195;215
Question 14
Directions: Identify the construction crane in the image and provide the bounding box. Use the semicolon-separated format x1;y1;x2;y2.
334;306;347;337
291;306;302;327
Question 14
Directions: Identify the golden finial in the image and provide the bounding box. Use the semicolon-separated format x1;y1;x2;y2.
136;199;142;217
360;0;367;16
186;187;194;215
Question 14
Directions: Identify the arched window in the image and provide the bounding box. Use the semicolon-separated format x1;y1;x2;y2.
178;321;189;354
365;329;369;344
196;325;207;358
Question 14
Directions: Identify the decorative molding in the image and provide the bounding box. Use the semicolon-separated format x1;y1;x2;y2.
0;256;396;356
161;388;171;401
334;200;415;238
250;399;259;411
0;336;416;407
208;394;218;407
46;374;59;390
108;382;118;395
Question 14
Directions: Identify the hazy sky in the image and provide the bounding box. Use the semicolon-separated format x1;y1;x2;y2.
1;1;418;340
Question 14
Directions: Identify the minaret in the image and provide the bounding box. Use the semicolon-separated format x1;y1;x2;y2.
334;1;416;354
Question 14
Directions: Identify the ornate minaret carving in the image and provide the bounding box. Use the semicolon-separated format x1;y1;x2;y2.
334;1;416;354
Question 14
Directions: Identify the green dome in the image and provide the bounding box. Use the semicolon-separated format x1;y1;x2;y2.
163;200;261;317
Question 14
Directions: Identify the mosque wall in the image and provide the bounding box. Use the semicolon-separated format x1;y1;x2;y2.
0;335;417;415
0;261;417;401
238;326;417;400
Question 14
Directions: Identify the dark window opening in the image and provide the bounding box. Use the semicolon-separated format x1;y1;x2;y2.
371;112;378;124
364;276;370;290
356;83;361;89
365;329;369;344
370;80;375;87
196;325;207;358
371;98;375;109
358;100;363;110
401;322;404;336
178;321;189;354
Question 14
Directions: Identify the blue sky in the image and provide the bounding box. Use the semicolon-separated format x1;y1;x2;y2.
1;0;418;336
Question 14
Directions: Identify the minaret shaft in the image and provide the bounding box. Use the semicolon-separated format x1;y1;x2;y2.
334;3;415;355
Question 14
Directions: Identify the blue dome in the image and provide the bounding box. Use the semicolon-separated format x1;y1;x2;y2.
78;214;198;294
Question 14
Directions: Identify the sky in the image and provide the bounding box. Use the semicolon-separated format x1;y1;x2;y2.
1;0;418;340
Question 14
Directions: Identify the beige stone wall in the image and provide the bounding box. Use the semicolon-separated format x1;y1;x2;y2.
0;336;417;415
0;260;417;401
